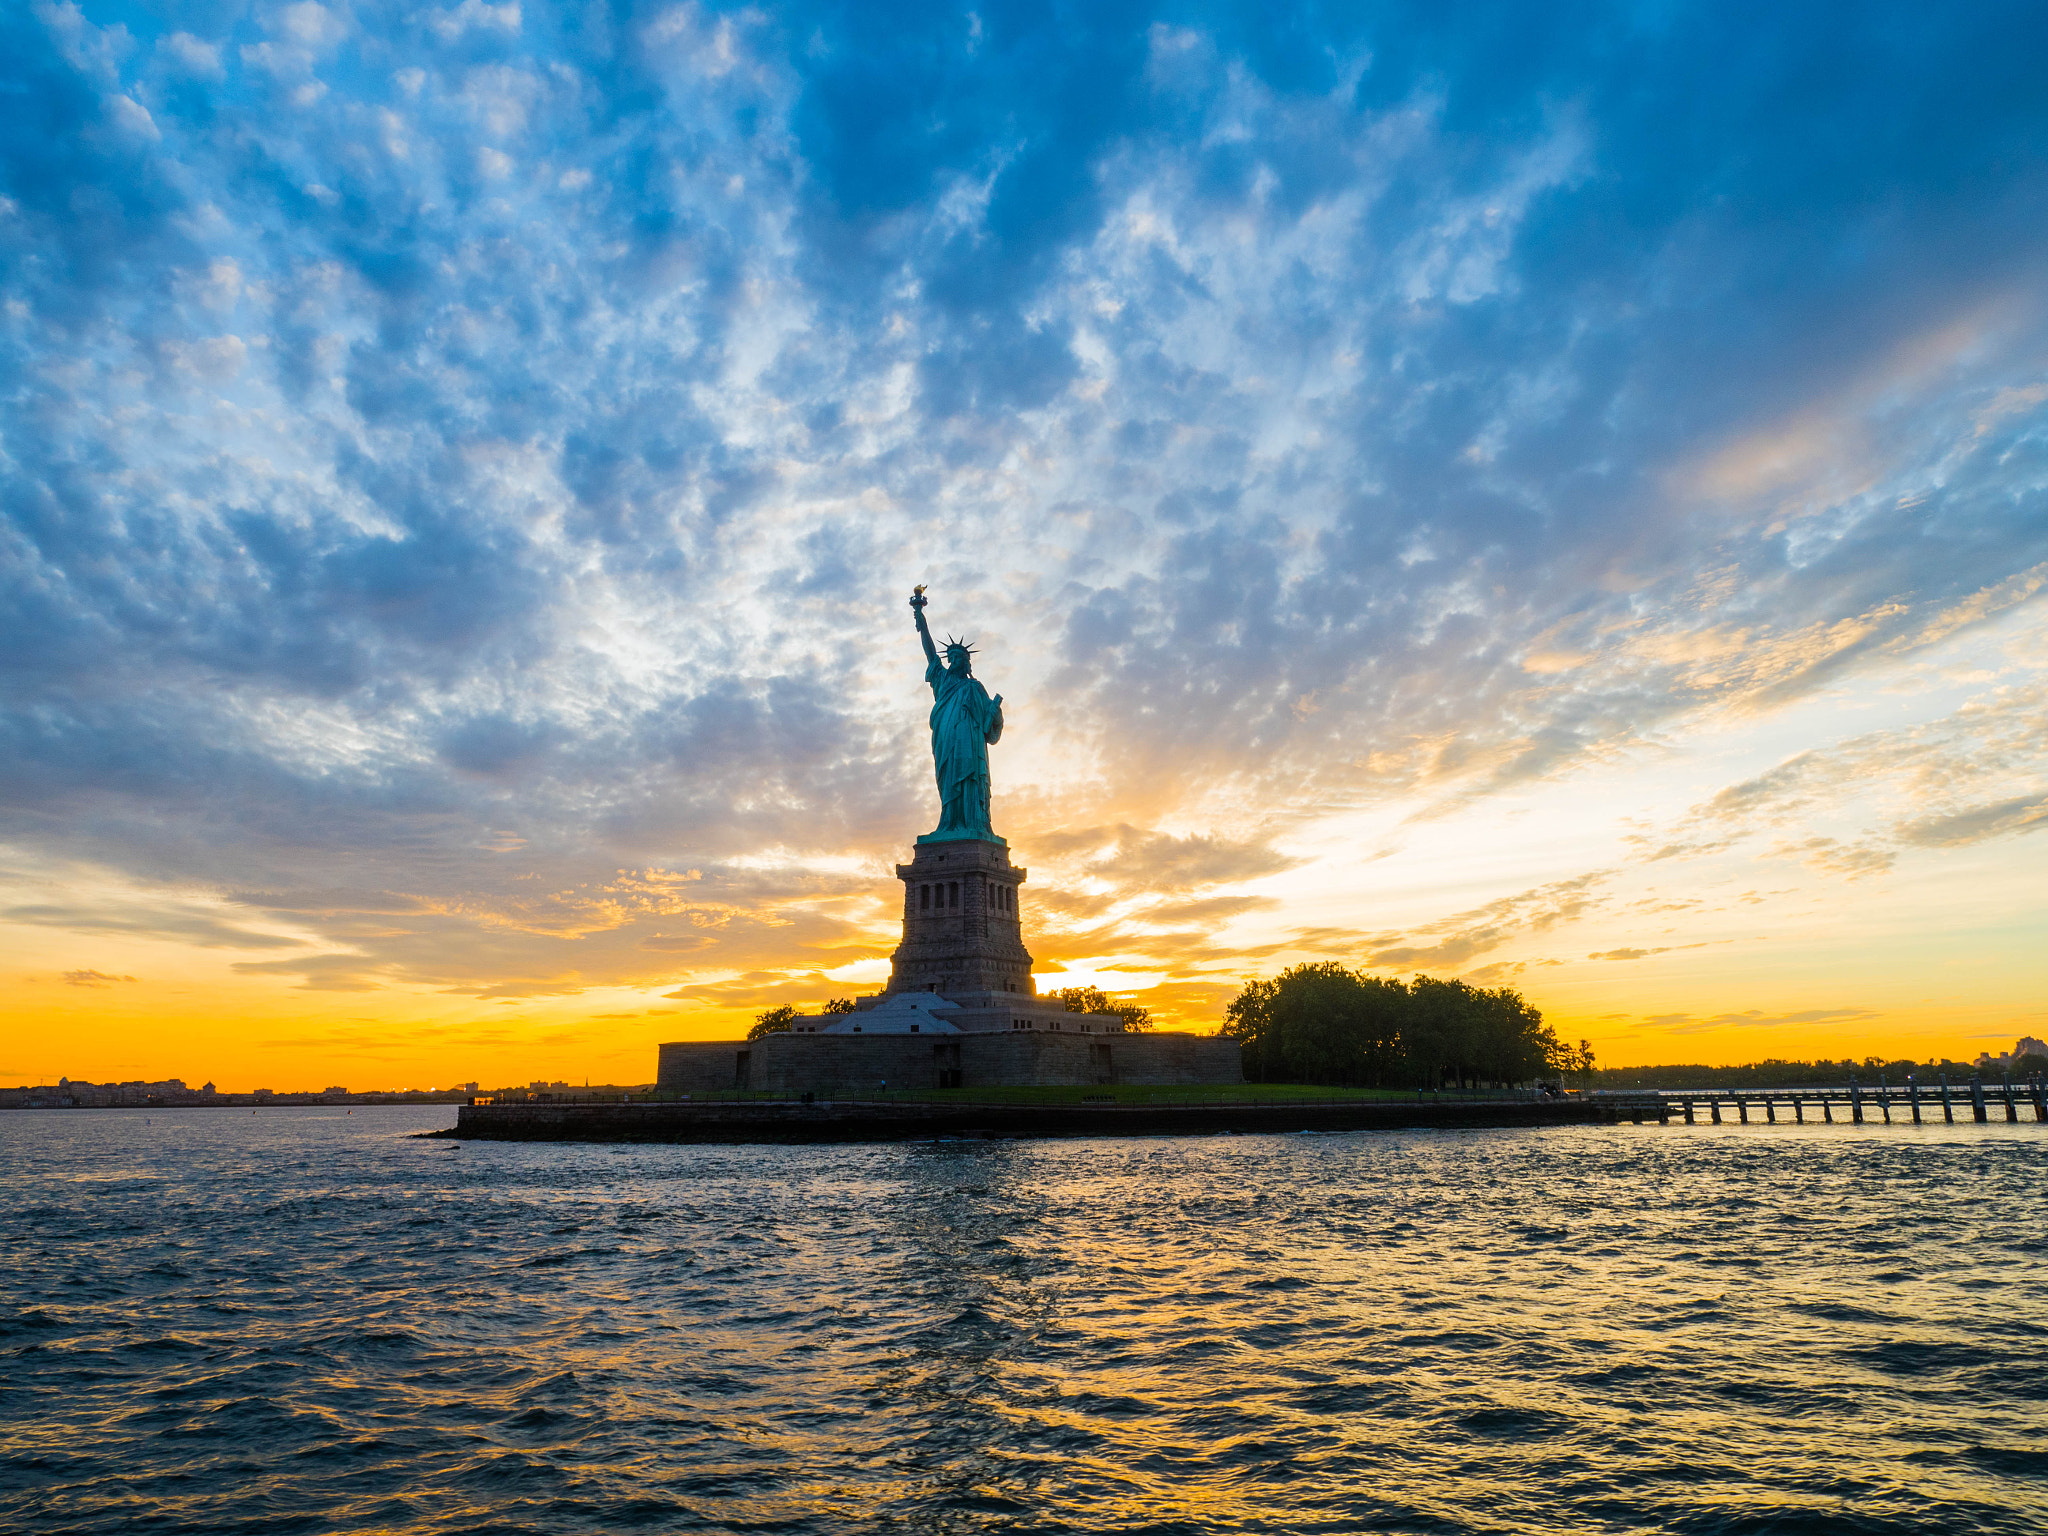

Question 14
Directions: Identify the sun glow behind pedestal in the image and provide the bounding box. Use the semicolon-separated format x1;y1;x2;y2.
824;958;893;987
1034;964;1170;994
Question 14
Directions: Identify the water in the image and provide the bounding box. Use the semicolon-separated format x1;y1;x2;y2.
2;1109;2044;1534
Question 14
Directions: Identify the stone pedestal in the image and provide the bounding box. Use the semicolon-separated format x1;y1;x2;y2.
884;837;1034;998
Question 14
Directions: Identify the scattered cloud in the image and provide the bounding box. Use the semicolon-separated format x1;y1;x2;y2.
1896;794;2048;848
1639;1008;1882;1037
1629;678;2048;879
1586;942;1720;962
1363;872;1616;970
231;954;382;992
1031;825;1301;894
2;3;2046;1062
1765;838;1897;879
3;904;303;950
60;970;138;987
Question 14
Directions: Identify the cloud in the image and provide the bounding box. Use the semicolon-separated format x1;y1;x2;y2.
1896;794;2048;848
1764;838;1896;879
1137;894;1279;926
231;954;382;992
61;969;138;986
1586;943;1719;962
1032;824;1300;893
1640;1008;1881;1037
1631;678;2048;878
3;903;303;950
1460;961;1527;984
2;1;2047;1029
1364;871;1616;970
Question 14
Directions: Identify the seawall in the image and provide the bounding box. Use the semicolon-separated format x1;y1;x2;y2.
436;1095;1624;1144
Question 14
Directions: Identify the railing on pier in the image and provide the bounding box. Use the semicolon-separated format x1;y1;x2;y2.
1591;1076;2048;1126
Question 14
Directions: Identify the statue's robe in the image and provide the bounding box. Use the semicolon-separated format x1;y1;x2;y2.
926;657;1003;836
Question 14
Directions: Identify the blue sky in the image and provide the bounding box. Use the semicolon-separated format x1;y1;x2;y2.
3;0;2046;1085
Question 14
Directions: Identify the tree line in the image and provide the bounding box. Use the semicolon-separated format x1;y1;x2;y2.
1222;964;1590;1089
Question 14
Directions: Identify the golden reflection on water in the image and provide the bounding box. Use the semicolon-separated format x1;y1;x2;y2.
1;1110;2044;1534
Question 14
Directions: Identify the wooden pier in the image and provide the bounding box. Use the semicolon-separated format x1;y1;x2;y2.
1591;1077;2048;1126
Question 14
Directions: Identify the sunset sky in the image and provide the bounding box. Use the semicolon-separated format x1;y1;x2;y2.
4;1;2046;1090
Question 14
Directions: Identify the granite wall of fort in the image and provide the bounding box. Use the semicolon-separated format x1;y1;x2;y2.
657;1030;1241;1094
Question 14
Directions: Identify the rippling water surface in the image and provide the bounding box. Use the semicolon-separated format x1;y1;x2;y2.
3;1109;2045;1534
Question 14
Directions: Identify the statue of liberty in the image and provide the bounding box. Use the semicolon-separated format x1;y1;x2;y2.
909;586;1005;844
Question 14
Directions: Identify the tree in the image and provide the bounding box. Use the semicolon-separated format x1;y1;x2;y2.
1548;1037;1597;1083
1222;977;1281;1081
1405;979;1557;1089
748;1005;799;1040
1405;975;1479;1089
1270;964;1407;1086
1053;985;1154;1031
1470;985;1554;1087
821;997;857;1014
1221;966;1406;1085
1220;969;1560;1088
1113;1001;1154;1031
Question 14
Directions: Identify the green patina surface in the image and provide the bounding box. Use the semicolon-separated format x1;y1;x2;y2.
910;588;1006;845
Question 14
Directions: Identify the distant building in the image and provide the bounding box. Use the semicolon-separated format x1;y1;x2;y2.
1982;1037;2048;1073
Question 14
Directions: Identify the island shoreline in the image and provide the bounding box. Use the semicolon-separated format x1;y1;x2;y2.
429;1096;1633;1144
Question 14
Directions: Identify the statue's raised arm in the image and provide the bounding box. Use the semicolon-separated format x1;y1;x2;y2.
909;585;1004;845
909;585;939;668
